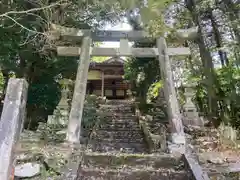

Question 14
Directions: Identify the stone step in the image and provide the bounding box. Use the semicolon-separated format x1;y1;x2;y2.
99;118;138;124
100;119;139;124
98;121;141;131
96;128;142;133
83;152;183;169
99;104;133;110
99;119;138;124
101;109;133;112
98;112;136;118
99;121;139;127
105;100;134;105
94;130;144;139
99;120;139;125
92;137;145;144
77;168;189;180
99;109;133;113
98;126;141;132
201;161;240;179
88;142;147;153
99;107;133;110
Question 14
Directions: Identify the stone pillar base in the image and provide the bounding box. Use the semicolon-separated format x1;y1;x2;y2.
171;133;186;145
182;116;204;127
47;106;69;126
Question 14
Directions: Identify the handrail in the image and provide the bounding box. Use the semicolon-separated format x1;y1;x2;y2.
182;146;210;180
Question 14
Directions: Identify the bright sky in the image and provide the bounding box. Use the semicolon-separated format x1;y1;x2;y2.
100;21;132;48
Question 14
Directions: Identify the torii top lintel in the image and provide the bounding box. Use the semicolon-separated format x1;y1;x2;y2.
50;24;150;42
50;24;191;57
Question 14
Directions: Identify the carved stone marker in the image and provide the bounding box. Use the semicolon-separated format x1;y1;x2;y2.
0;78;28;180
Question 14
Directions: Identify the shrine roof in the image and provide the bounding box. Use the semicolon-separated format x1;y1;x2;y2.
89;57;125;68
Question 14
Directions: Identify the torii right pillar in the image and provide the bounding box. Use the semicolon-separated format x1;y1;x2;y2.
157;37;185;145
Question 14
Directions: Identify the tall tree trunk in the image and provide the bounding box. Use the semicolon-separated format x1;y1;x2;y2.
209;10;228;66
222;0;240;43
185;0;218;119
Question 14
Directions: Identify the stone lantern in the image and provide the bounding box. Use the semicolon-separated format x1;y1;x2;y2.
47;78;73;126
58;78;72;107
182;82;203;127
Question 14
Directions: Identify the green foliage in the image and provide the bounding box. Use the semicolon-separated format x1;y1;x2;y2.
91;56;110;62
183;62;240;127
124;56;160;102
0;0;127;129
0;72;4;93
124;48;161;114
147;81;163;103
82;95;99;129
215;65;240;127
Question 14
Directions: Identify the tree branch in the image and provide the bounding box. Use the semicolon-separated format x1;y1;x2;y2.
4;15;45;35
0;1;68;18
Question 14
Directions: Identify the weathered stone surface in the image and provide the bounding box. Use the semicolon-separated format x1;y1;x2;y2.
99;123;140;130
47;109;69;126
47;79;72;126
183;145;210;180
88;100;147;153
20;130;41;143
182;84;203;127
89;142;146;153
77;168;188;180
157;37;185;145
138;113;168;153
67;36;92;143
15;163;41;178
78;100;190;179
82;153;182;169
219;123;238;142
16;136;84;179
0;78;28;180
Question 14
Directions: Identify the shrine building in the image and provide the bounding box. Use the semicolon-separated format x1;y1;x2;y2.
86;57;129;99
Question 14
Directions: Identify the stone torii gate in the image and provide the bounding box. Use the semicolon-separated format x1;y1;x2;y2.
50;24;191;145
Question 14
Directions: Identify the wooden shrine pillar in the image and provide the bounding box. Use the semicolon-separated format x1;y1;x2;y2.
67;36;92;143
101;71;104;97
157;37;185;145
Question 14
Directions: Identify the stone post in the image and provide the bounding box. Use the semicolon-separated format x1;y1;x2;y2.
182;83;203;127
157;37;185;145
67;36;92;143
0;78;28;180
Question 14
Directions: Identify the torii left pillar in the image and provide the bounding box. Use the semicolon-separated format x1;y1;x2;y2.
66;36;92;143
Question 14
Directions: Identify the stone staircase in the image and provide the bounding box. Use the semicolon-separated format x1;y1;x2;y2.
77;100;191;179
78;152;189;180
88;100;147;153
